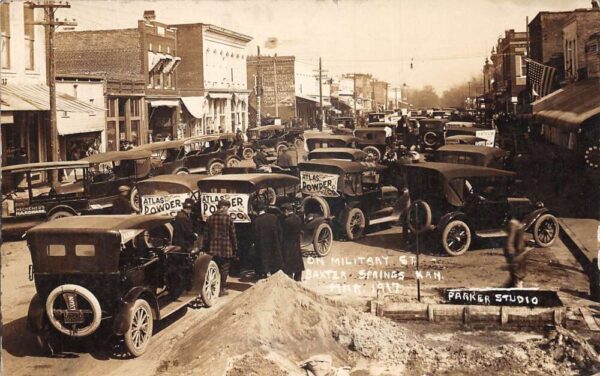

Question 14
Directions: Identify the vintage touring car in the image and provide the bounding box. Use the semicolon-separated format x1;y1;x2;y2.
446;122;496;147
353;122;396;161
298;160;410;240
135;174;207;216
434;145;507;169
132;133;241;176
444;135;488;145
418;119;448;152
403;162;559;256
305;134;360;152
197;174;334;256
241;125;302;160
307;148;368;162
26;215;220;356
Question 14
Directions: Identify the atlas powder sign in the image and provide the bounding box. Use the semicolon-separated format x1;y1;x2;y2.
141;193;191;216
300;171;339;197
200;193;251;223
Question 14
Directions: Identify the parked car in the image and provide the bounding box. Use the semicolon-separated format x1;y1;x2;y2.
403;162;559;256
367;112;387;124
418;119;448;151
132;133;241;176
135;174;207;216
197;173;334;256
445;135;488;145
330;117;356;135
307;148;368;162
2;151;152;235
446;122;496;147
434;145;507;169
298;160;410;240
26;215;220;356
241;125;299;160
305;134;360;152
354;122;395;161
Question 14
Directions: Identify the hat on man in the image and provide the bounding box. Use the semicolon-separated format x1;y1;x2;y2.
118;185;131;193
217;199;231;208
183;198;194;209
281;202;294;212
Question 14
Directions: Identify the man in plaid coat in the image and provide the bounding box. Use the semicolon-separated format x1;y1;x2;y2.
203;199;237;296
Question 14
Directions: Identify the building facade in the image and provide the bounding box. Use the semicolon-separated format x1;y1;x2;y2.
173;23;252;135
489;30;528;114
562;9;600;82
372;80;389;111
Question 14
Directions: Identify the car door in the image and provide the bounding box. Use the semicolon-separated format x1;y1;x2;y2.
459;177;508;230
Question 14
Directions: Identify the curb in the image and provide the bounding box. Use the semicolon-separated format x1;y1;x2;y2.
557;218;594;270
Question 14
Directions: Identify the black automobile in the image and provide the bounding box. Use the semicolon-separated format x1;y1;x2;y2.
298;160;410;240
2;151;152;235
446;122;496;147
307;148;368;162
403;162;559;256
353;122;395;161
198;173;334;256
418;119;448;152
26;215;220;356
305;134;360;152
434;145;507;169
330;117;356;135
132;133;241;176
241;125;299;160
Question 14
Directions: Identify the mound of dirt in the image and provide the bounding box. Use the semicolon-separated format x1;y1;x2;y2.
154;272;600;376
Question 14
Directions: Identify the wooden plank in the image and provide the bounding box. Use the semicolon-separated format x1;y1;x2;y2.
580;307;600;332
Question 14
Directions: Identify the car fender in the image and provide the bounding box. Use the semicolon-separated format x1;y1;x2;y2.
26;294;46;334
207;158;225;166
303;216;332;232
46;205;78;218
522;207;554;231
189;253;214;296
113;286;159;335
437;211;468;233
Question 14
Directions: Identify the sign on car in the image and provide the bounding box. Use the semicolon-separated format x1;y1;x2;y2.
300;171;340;197
141;193;191;216
475;130;496;147
200;193;251;223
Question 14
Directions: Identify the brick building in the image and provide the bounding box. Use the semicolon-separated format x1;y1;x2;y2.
489;30;528;114
56;10;182;149
562;9;600;82
372;80;389;111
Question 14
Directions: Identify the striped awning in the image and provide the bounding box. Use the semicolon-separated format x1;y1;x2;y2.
0;83;105;113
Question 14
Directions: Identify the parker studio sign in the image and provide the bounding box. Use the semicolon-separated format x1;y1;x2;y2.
445;288;562;308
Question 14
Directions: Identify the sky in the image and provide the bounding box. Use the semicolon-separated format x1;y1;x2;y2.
62;0;588;93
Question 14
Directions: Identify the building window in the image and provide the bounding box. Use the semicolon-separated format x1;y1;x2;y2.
515;55;526;77
1;3;10;69
23;4;34;70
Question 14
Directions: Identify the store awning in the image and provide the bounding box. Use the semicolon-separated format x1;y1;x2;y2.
148;99;180;108
532;78;600;131
163;56;181;74
207;92;232;100
181;96;206;119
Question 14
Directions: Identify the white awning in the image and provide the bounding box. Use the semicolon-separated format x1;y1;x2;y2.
148;52;167;72
181;96;207;119
207;92;232;100
163;56;181;74
148;99;180;108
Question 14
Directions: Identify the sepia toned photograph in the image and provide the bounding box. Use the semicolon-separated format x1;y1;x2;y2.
0;0;599;375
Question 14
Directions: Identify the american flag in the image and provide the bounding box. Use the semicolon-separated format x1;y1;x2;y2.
525;58;557;98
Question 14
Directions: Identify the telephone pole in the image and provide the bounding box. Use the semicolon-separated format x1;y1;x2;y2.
353;73;357;125
256;46;261;127
273;53;278;118
28;1;76;184
313;57;328;132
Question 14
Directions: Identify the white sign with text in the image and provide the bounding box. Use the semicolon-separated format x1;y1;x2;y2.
200;193;251;223
141;193;191;216
300;171;340;197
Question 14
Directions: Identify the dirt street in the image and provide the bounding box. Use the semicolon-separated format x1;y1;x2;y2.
1;223;591;375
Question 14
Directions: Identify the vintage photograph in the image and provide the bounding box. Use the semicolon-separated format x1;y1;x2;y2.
1;0;599;374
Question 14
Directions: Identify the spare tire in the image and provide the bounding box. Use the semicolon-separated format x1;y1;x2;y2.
45;284;102;337
407;200;432;234
423;131;438;147
302;195;331;219
362;146;381;161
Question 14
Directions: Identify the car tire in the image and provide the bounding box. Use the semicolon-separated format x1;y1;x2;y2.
225;156;241;168
208;161;225;176
199;260;221;307
130;186;140;213
48;210;74;221
441;220;471;256
294;138;304;149
242;147;254;160
342;207;366;240
533;213;559;247
175;169;189;175
362;146;381;161
45;284;102;337
124;299;153;358
301;195;331;219
276;143;288;154
423;131;437;147
313;222;333;257
407;200;432;234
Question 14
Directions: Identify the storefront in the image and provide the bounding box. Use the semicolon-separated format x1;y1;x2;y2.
147;99;180;142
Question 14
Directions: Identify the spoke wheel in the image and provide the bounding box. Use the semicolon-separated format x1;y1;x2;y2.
124;299;153;357
313;222;333;257
226;157;240;168
208;161;225;176
199;260;221;307
441;220;471;256
533;213;558;247
343;207;365;240
243;147;254;160
130;186;140;213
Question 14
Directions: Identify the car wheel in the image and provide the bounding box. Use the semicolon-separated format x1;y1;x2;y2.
226;156;240;168
533;213;559;247
407;200;432;234
199;260;221;307
441;220;471;256
45;284;102;337
294;138;304;149
208;161;225;176
176;169;189;175
242;147;254;160
343;207;366;240
48;210;74;221
423;131;437;147
301;195;331;219
313;222;333;257
124;299;153;357
130;186;140;213
362;146;381;161
276;143;288;154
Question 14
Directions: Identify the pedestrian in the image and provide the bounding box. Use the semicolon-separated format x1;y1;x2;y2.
280;203;305;281
253;201;284;278
503;219;530;288
253;145;269;169
203;199;237;296
111;186;135;214
172;198;196;250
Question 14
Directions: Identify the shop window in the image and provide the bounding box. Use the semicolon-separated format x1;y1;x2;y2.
131;120;140;145
118;98;126;117
1;3;10;69
23;5;34;70
106;121;117;151
129;98;140;117
108;98;118;117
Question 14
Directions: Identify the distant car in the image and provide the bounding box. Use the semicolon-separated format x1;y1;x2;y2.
367;112;387;124
418;119;448;151
331;117;356;135
353;122;395;161
434;145;507;169
446;122;496;147
241;125;300;160
308;148;368;162
403;162;559;256
298;159;410;240
445;135;488;145
305;134;360;152
132;133;241;176
26;215;220;356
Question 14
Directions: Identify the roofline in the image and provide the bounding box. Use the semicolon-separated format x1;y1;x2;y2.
170;22;252;42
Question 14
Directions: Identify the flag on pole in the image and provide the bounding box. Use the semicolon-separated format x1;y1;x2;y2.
525;58;557;98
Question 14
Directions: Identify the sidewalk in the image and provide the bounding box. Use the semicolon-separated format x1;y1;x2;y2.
559;218;600;266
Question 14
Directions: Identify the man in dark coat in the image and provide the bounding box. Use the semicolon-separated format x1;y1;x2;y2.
280;203;305;281
203;199;237;295
253;145;269;169
503;219;530;288
111;186;134;214
253;201;283;277
172;199;196;250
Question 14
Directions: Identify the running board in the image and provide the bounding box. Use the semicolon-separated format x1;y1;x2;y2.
369;214;400;225
157;295;191;319
476;230;507;238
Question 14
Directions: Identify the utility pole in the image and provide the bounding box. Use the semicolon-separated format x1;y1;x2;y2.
313;57;329;131
273;53;278;118
256;46;261;127
29;1;76;184
353;73;357;126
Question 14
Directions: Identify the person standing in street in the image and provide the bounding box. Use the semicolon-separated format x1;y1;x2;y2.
173;199;196;250
203;199;237;296
111;186;135;214
503;219;530;288
280;203;305;281
253;201;283;278
253;145;269;169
